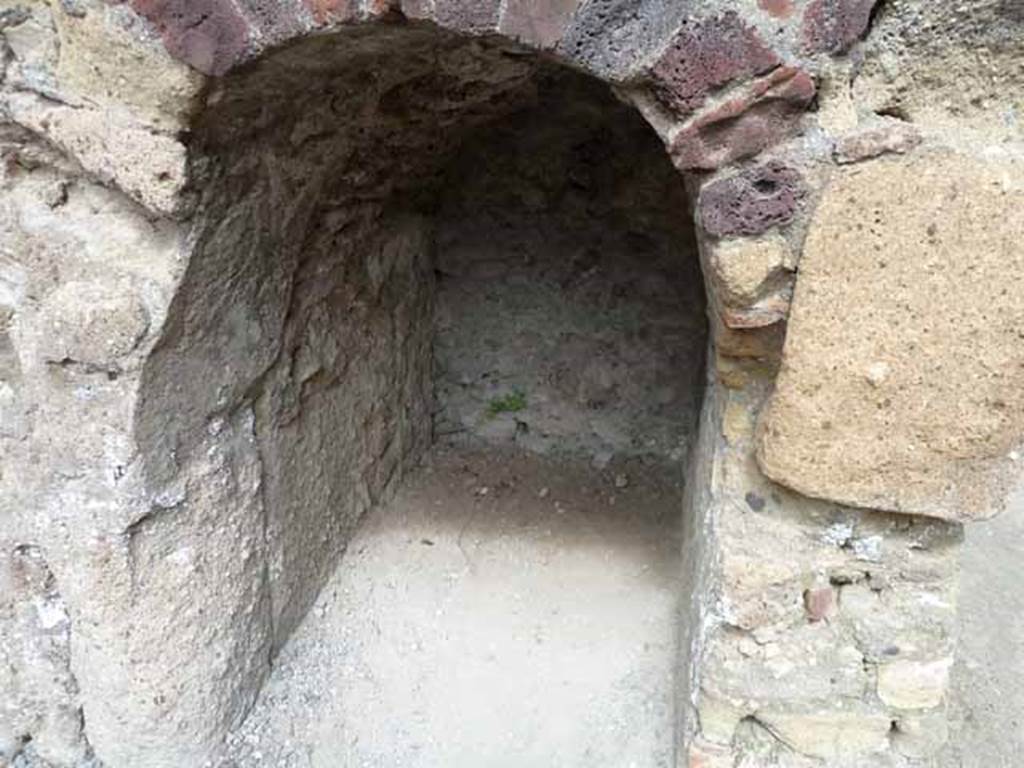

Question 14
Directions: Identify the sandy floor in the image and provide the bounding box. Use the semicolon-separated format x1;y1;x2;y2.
225;446;683;768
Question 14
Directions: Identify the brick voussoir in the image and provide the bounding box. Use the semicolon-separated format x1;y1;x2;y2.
647;11;783;117
698;160;808;238
130;0;253;76
667;66;817;172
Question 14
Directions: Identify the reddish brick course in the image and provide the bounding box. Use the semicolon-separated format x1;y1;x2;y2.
669;67;815;171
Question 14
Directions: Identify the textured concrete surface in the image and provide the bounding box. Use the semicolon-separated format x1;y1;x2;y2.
942;486;1024;768
854;0;1023;143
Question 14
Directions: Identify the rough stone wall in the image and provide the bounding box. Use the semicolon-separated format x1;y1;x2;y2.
254;207;435;649
0;12;550;766
670;1;1022;762
124;27;554;763
0;1;1021;767
0;117;185;766
853;0;1023;143
683;369;961;767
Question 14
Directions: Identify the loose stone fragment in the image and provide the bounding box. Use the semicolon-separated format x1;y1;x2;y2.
877;657;952;710
834;119;922;164
803;585;835;622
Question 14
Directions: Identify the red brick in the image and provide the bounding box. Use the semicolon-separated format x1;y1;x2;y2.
669;67;815;171
131;0;250;75
650;12;780;116
699;161;806;238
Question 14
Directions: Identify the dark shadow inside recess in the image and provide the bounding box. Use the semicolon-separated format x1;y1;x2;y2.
430;67;708;465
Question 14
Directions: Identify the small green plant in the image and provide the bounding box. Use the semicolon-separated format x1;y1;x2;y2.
486;390;527;417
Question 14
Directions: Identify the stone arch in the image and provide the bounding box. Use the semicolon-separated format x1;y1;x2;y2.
128;20;718;766
4;2;1020;767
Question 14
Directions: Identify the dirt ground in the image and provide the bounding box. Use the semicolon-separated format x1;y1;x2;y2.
221;448;1024;768
224;446;683;768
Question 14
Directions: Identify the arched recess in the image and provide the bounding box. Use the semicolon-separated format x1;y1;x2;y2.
2;2;978;767
123;18;713;767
